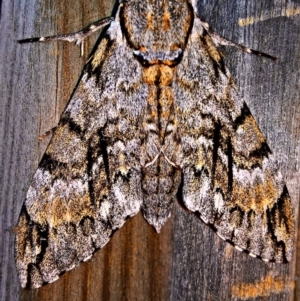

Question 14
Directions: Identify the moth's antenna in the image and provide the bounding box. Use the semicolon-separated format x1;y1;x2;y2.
18;17;114;56
200;18;277;61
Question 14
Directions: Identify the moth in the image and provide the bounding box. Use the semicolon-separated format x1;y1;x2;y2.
15;0;294;289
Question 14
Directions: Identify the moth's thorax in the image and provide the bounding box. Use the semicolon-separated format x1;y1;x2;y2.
142;64;173;85
121;0;193;65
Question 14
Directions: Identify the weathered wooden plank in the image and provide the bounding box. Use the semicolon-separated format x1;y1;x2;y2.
0;1;299;301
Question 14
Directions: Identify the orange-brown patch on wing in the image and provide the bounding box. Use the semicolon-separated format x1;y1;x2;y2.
26;184;94;228
194;146;207;170
203;34;223;63
214;157;229;192
46;123;87;164
51;197;68;226
14;214;29;260
26;190;52;226
67;193;93;224
239;115;265;151
261;171;279;206
116;153;130;175
229;207;243;228
231;182;254;212
95;169;110;201
91;38;109;70
231;173;279;213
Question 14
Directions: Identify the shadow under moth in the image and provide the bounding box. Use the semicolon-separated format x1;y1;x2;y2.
15;0;294;289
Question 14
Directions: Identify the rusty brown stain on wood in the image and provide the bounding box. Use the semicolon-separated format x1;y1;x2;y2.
232;275;295;299
224;243;233;260
238;5;300;27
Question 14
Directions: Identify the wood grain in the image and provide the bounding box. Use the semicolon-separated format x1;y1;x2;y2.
0;0;299;300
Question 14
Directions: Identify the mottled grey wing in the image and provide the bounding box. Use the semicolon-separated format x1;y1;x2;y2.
173;18;294;263
15;20;146;288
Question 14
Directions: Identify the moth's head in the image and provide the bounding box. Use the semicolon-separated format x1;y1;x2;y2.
119;0;194;65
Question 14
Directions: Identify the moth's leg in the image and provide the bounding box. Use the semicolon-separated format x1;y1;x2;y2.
38;126;58;141
18;16;114;55
199;18;277;61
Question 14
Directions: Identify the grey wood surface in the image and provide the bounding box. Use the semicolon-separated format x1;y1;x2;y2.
0;0;299;300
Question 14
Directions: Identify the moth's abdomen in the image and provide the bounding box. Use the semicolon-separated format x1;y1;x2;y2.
141;64;181;232
120;0;192;231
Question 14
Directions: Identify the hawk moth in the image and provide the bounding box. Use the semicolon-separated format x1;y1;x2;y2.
15;0;294;289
